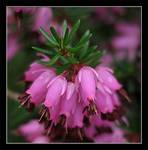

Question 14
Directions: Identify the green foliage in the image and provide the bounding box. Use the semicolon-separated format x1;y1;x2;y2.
50;27;61;44
32;46;53;55
66;19;80;44
39;27;59;47
62;20;68;38
34;19;103;74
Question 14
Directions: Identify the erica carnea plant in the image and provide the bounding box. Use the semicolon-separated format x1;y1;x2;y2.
18;20;131;142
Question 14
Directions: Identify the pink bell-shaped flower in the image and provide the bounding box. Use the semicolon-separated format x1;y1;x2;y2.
96;89;115;114
18;70;56;111
67;100;84;141
59;82;77;118
44;75;67;109
96;81;121;113
24;53;55;82
76;66;99;115
95;65;122;91
76;66;98;104
67;100;84;129
24;62;49;82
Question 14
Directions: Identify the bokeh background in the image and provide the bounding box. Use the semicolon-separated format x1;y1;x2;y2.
7;7;141;143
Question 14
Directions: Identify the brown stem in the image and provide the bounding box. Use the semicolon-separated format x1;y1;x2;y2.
7;89;20;101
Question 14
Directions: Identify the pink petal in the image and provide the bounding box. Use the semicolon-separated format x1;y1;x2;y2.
44;76;67;108
96;90;114;113
26;70;55;106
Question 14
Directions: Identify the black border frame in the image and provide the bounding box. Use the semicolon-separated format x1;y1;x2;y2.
1;0;148;150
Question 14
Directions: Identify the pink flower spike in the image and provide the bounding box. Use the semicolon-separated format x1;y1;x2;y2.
44;75;67;108
95;65;122;91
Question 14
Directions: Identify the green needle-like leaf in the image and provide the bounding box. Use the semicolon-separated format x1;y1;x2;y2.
60;55;69;64
66;19;80;44
80;45;98;60
50;27;60;43
62;20;68;38
68;44;84;53
39;27;59;47
37;60;50;66
63;28;69;46
67;55;78;64
34;20;104;68
47;54;60;66
32;46;52;55
69;30;92;53
89;45;98;52
78;41;89;59
82;50;102;63
56;63;70;74
77;30;92;46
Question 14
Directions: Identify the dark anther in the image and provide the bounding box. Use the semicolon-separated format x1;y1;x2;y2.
76;127;83;141
83;106;88;113
57;115;66;127
83;116;90;127
83;100;98;116
101;113;107;120
88;100;98;115
46;122;54;136
101;106;124;121
118;88;132;103
38;105;50;123
27;102;35;112
18;93;34;112
51;124;67;141
44;120;52;129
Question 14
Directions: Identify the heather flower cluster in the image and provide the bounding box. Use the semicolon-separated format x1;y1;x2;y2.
17;19;131;143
